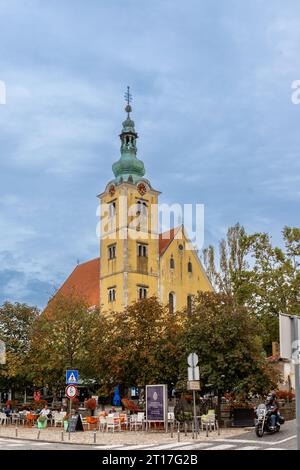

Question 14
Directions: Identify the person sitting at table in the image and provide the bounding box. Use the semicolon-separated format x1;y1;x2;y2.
40;404;51;417
4;404;12;418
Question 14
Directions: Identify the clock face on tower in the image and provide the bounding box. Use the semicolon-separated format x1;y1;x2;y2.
137;182;147;196
108;185;116;197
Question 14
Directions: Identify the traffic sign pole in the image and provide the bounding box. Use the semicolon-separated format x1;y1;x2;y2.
187;353;200;433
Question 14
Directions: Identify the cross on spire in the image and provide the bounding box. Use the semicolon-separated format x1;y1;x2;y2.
124;86;132;117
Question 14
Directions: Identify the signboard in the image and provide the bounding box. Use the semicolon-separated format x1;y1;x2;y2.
68;414;84;432
187;380;201;391
188;366;200;381
66;369;79;384
187;351;200;380
66;384;78;399
280;314;300;360
146;384;167;423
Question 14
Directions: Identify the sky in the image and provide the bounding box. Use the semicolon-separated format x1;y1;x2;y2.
0;0;299;308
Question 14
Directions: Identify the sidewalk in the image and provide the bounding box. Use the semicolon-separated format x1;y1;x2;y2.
0;425;248;447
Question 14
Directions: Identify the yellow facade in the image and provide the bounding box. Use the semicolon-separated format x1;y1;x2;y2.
159;226;212;312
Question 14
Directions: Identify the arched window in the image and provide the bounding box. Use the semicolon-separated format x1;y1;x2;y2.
138;244;148;257
108;288;116;303
170;257;175;269
187;295;193;314
169;292;175;314
188;261;193;273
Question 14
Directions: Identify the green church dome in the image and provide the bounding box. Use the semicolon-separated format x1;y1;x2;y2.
112;87;145;184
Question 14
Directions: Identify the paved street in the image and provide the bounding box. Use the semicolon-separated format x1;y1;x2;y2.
0;420;296;450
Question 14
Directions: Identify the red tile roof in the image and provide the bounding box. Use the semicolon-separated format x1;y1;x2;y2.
159;226;181;256
57;257;100;307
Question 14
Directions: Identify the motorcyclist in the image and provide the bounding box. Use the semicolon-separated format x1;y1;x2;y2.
265;390;279;430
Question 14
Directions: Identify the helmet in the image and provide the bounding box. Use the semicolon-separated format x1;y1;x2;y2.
265;390;276;405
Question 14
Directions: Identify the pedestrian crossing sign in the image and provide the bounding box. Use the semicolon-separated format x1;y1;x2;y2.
66;369;79;384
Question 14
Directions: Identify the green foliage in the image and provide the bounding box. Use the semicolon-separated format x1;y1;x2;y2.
203;224;300;353
0;302;39;391
180;292;278;395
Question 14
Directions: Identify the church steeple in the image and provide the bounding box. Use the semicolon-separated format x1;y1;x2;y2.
112;87;145;183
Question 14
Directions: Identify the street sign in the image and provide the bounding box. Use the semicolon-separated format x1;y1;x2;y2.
188;366;200;381
187;380;201;391
66;384;78;399
187;353;198;368
66;369;79;385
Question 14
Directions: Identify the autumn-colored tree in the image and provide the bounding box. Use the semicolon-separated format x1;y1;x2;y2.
29;292;102;394
0;302;39;397
93;297;183;395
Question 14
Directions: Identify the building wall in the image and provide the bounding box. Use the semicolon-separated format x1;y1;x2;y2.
159;227;212;312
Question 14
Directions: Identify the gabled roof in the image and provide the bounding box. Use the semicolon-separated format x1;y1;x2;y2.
56;257;100;307
159;226;182;256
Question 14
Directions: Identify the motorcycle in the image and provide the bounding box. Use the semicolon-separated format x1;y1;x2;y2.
254;403;284;437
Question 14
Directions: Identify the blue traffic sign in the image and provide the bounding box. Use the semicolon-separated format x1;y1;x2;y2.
66;369;79;384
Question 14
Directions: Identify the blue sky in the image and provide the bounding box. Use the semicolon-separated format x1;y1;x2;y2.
0;0;299;307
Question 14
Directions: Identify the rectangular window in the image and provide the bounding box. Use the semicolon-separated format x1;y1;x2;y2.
109;201;116;218
108;244;116;260
138;286;148;300
137;243;148;257
108;287;116;303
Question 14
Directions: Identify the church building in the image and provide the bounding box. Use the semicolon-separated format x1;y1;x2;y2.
56;90;212;312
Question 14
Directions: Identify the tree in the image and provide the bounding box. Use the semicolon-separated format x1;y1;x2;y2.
180;292;278;418
93;297;183;395
203;224;300;353
0;302;39;397
29;292;101;395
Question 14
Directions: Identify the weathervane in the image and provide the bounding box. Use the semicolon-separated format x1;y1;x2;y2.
124;86;132;117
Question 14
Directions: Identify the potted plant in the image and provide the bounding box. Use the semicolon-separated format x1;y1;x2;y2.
63;414;69;431
86;398;97;416
37;415;47;429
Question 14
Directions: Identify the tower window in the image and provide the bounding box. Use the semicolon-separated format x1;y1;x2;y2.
108;288;116;303
109;201;116;218
170;256;175;269
188;261;193;273
187;295;193;314
169;292;176;314
108;244;116;260
136;200;148;217
138;243;148;257
138;287;148;300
